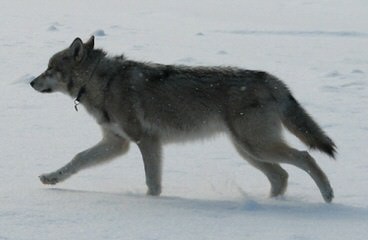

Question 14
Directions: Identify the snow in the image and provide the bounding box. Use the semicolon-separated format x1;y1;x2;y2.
1;0;368;239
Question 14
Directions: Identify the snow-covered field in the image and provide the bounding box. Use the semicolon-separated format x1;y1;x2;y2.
1;0;368;239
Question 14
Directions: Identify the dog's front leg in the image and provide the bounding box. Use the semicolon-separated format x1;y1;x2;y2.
39;131;129;185
137;135;162;196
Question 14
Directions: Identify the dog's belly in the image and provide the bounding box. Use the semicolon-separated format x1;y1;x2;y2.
142;117;227;144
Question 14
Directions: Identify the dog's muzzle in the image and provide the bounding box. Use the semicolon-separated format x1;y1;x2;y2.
30;76;53;93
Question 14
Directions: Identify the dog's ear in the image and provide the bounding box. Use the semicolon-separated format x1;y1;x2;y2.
85;35;95;51
69;37;84;62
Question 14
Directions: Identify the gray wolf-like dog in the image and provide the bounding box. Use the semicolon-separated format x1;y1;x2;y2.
30;36;336;202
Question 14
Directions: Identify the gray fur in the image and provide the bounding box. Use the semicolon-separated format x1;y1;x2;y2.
30;36;336;202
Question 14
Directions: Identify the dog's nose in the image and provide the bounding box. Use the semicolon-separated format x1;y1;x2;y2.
30;81;35;87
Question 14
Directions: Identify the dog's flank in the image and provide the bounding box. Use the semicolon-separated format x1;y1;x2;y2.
30;36;336;202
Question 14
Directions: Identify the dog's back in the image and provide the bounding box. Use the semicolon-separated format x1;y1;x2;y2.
126;63;278;138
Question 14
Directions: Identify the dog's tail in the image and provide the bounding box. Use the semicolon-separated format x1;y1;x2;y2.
280;94;336;158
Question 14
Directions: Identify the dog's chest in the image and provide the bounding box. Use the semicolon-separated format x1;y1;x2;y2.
86;106;110;125
88;107;131;140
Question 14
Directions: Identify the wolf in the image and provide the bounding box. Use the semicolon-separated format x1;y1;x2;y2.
30;36;336;202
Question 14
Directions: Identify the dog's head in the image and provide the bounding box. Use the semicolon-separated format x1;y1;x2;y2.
30;36;95;94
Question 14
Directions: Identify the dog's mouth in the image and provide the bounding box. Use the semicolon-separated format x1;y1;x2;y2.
41;88;53;93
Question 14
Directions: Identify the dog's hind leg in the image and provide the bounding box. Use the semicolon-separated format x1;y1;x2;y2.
254;143;334;203
232;139;289;197
137;134;162;196
227;107;332;202
236;140;333;203
39;129;129;185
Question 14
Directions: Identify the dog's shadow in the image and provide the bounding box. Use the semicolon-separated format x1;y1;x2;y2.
46;188;368;220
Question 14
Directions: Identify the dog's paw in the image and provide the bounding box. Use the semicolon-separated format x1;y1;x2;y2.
39;172;61;185
322;187;334;203
147;185;162;196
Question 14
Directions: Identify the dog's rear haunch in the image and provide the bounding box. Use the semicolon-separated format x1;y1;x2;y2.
31;36;336;203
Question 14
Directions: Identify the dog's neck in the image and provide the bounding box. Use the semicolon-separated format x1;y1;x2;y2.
74;57;102;111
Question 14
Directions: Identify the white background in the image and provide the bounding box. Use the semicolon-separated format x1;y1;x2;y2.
1;0;367;239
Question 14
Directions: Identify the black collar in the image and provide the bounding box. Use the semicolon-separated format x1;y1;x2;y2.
74;86;86;111
74;58;102;111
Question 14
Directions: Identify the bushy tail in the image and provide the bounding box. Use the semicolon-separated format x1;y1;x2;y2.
281;94;336;158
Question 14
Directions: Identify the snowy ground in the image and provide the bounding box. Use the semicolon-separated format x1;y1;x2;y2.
1;0;368;239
